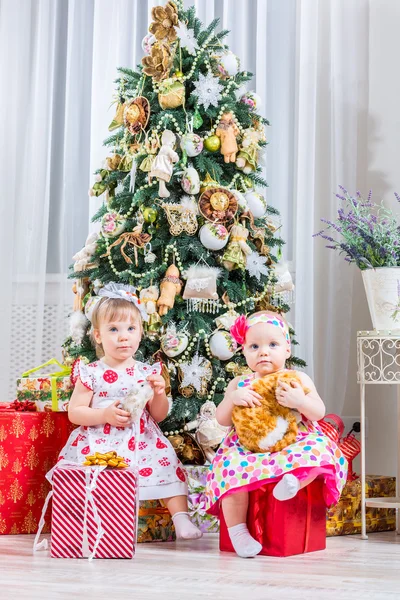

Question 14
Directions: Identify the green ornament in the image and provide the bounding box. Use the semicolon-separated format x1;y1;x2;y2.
204;135;221;153
193;108;203;129
148;225;157;235
143;207;158;223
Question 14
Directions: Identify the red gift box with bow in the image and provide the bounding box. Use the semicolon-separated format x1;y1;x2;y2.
220;478;326;557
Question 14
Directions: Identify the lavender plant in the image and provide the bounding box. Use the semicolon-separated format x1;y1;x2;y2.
314;187;400;269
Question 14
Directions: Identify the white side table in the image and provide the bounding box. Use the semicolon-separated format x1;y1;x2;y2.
357;330;400;539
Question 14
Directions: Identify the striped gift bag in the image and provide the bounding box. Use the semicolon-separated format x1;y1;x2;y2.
317;414;361;482
34;462;138;559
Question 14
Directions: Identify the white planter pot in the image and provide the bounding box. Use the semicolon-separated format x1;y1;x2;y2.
361;267;400;330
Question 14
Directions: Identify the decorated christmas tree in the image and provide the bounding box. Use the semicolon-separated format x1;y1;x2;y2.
64;0;303;462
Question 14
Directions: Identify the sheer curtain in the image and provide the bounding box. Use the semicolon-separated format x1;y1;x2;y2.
0;0;370;413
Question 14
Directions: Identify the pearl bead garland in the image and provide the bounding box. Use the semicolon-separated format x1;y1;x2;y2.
103;239;184;278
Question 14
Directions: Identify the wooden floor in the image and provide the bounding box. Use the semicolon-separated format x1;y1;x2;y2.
1;532;400;599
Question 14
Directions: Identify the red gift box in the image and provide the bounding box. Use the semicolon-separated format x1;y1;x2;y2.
0;409;75;535
219;479;326;557
46;464;138;559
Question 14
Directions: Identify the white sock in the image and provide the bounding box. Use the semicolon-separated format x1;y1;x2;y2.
228;523;262;558
171;512;203;540
273;473;301;501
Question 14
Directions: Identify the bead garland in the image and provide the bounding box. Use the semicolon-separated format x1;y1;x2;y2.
119;179;158;220
154;113;184;137
103;239;183;278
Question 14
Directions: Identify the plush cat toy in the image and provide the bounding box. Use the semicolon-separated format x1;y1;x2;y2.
232;371;309;453
121;379;154;421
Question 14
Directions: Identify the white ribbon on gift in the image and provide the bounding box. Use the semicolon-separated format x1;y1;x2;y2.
33;460;107;560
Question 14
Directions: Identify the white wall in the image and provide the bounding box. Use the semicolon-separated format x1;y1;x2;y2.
342;0;400;476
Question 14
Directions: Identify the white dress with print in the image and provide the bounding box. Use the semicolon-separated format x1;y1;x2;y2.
60;360;187;500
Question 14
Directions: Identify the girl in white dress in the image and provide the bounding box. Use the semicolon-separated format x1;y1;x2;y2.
62;282;202;540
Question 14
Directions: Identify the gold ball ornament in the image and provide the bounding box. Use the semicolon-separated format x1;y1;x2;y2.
174;70;184;78
204;135;221;153
143;207;158;223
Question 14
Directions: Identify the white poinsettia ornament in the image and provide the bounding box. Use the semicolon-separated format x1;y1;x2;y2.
192;72;223;110
246;250;269;281
174;21;198;55
180;353;209;393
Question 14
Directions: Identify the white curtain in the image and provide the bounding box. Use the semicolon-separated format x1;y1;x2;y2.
0;0;370;413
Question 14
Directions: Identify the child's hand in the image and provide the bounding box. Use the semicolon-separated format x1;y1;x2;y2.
276;381;305;410
231;388;262;408
103;400;131;428
147;374;166;397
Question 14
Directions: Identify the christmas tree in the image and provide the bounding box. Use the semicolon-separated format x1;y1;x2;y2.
64;1;303;460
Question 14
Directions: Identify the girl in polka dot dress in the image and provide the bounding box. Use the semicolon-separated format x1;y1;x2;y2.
205;311;347;557
62;283;202;540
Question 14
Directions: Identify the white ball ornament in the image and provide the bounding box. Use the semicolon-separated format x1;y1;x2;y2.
218;51;240;77
161;331;189;358
232;190;248;212
142;33;156;55
240;91;262;112
180;133;203;157
181;167;200;195
199;223;229;251
209;330;238;361
244;191;267;218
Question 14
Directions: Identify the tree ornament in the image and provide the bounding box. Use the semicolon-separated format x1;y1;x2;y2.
142;33;157;55
72;232;99;273
246;250;269;281
225;362;252;377
215;308;240;330
101;211;126;238
204;135;221;153
181;166;200;195
139;134;159;173
180;132;203;157
209;330;238;361
84;295;102;321
186;401;228;462
199;223;229;251
108;102;126;131
217;50;240;78
193;108;203;129
174;70;184;78
268;261;295;295
199;187;238;223
231;189;248;212
158;78;185;110
143;207;158;223
192;72;223;111
245;191;267;218
148;2;178;43
140;285;162;337
215;112;240;163
161;324;189;357
179;353;211;393
157;264;182;316
162;197;198;236
240;90;262;111
236;128;263;174
183;262;221;313
123;97;150;135
144;241;157;263
222;224;252;271
149;130;179;198
200;173;219;194
142;42;172;81
100;224;151;267
174;20;199;55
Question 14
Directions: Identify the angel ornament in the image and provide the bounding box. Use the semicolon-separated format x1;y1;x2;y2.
186;400;228;462
149;129;179;198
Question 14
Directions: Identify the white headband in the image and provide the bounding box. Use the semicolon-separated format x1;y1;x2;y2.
97;282;149;322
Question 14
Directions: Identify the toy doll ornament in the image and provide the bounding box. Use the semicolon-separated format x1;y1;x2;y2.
149;129;179;198
215;112;240;163
186;401;229;462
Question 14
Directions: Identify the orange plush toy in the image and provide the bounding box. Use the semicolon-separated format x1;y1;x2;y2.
232;371;310;453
